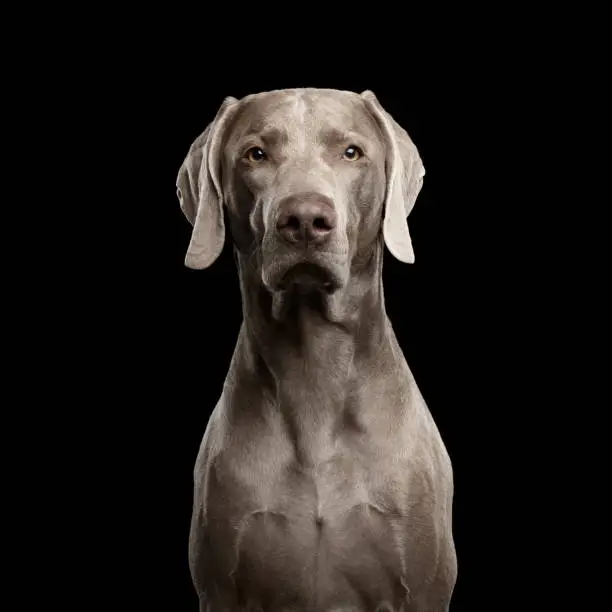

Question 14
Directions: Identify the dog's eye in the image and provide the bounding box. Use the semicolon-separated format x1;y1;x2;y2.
343;145;363;161
245;147;267;163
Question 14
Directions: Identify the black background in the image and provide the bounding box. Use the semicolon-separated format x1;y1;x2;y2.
92;30;538;612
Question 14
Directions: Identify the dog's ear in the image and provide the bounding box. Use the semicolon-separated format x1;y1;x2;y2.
361;90;425;264
176;96;239;269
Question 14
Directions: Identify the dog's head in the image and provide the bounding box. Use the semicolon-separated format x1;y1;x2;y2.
177;89;424;293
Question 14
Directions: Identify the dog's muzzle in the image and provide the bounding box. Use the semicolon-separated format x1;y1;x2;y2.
261;192;348;293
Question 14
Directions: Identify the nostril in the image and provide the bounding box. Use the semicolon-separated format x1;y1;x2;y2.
277;215;301;231
286;215;300;230
312;217;331;231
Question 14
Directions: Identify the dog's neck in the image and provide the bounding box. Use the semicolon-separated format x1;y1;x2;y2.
237;240;388;365
233;240;394;465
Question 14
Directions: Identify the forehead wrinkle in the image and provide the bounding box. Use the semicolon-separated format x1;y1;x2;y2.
233;92;381;153
242;127;286;148
320;127;366;146
310;101;380;141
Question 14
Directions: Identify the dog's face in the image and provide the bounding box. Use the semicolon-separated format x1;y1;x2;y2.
224;89;387;292
177;89;425;293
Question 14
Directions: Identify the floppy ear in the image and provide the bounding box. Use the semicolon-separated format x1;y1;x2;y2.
361;90;425;264
176;96;239;269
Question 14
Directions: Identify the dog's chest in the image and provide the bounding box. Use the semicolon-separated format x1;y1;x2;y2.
204;436;410;609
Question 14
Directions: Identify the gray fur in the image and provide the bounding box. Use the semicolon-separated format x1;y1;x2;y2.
177;88;457;612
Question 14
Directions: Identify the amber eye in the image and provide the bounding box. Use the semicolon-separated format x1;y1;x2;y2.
245;147;267;162
343;145;364;161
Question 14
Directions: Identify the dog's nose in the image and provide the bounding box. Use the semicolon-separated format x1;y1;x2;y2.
276;194;337;246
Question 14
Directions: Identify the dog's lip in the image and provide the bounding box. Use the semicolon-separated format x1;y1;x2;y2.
276;262;338;292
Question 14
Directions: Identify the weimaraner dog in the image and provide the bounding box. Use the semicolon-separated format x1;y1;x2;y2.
177;88;457;612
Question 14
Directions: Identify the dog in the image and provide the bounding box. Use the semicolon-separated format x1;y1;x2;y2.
176;88;457;611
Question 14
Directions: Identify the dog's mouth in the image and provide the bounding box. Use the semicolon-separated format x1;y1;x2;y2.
276;262;339;294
